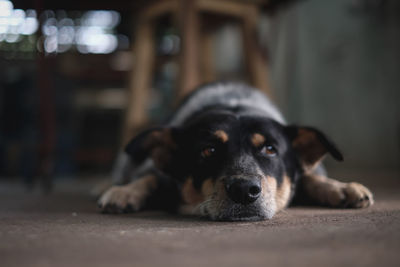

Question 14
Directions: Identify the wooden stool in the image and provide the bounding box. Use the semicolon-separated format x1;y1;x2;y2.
124;0;270;144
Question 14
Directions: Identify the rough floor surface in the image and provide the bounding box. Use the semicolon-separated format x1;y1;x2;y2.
1;169;399;267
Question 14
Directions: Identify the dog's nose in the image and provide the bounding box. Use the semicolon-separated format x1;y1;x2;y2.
225;178;261;205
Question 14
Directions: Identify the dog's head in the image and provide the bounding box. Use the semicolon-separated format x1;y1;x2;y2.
125;108;343;221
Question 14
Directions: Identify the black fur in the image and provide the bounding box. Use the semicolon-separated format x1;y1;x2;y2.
122;83;344;220
125;108;343;218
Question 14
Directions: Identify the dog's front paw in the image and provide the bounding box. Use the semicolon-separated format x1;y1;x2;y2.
325;181;374;208
98;185;143;214
341;182;374;208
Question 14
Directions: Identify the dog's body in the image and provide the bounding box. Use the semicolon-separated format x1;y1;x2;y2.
99;82;373;221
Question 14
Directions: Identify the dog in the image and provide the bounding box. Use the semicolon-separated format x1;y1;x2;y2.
98;82;373;221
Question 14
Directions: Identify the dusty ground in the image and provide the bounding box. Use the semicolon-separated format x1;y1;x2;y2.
1;169;399;267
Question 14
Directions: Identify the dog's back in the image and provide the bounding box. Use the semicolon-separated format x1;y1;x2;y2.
170;82;285;127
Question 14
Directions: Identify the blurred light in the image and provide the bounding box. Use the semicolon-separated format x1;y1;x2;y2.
0;4;124;55
42;17;57;36
72;10;121;54
11;9;25;25
0;24;9;34
58;18;74;27
8;25;18;34
0;1;39;44
20;17;38;35
160;34;180;55
44;35;57;53
5;33;21;43
0;0;13;17
76;26;117;54
82;10;120;28
58;26;74;44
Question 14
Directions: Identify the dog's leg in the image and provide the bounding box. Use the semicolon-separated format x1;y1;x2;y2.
98;174;158;213
301;174;374;208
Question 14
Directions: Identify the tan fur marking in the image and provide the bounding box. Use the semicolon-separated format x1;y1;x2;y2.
275;175;292;211
262;176;277;199
181;178;205;205
214;130;229;143
137;174;158;190
144;129;175;149
146;129;176;170
251;133;265;147
292;129;325;169
292;129;316;147
261;176;278;216
201;178;214;197
201;178;227;218
180;178;215;216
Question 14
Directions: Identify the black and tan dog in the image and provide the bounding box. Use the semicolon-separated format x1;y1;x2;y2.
98;82;373;221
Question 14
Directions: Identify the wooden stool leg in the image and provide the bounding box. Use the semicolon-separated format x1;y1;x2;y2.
177;0;201;99
123;20;155;145
241;7;272;99
200;29;216;84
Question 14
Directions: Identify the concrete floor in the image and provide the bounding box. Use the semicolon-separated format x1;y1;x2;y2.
1;169;399;267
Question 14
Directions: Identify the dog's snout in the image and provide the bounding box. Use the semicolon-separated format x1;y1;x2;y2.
225;178;261;205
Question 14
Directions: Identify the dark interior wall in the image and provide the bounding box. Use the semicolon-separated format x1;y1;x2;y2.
265;0;400;170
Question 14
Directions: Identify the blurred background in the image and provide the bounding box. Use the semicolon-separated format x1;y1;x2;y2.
0;0;399;190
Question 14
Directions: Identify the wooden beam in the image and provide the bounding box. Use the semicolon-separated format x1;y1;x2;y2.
197;0;248;18
141;0;178;21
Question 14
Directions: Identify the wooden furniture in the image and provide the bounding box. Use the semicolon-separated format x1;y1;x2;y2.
124;0;270;144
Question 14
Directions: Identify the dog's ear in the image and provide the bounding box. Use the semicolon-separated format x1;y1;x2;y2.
125;127;178;172
285;125;343;172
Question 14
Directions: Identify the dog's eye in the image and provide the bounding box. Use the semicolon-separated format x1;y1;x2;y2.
201;147;216;158
261;145;277;157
